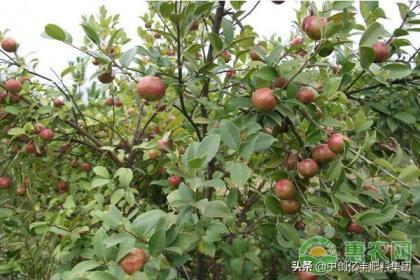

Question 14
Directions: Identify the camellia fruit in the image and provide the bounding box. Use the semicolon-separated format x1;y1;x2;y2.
281;199;301;214
168;175;181;188
105;97;114;106
189;21;199;31
26;142;37;154
303;16;328;40
120;248;147;275
312;144;336;163
166;49;175;56
372;41;390;63
252;88;277;112
297;87;316;104
222;50;232;62
290;37;304;47
1;37;18;52
148;149;159;160
157;139;171;151
297;271;318;280
298;159;319;177
0;176;12;189
4;79;22;94
274;179;296;199
57;180;69;193
137;76;166;101
327;133;349;154
273;76;288;89
348;222;363;234
286;153;299;170
115;98;123;108
39;128;54;141
97;72;114;84
53;97;64;108
60;143;71;154
226;69;235;79
249;48;261;61
81;162;92;172
16;186;26;196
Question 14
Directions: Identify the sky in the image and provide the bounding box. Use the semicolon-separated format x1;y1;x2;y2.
0;0;416;76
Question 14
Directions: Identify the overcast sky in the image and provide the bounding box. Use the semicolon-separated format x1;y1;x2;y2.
0;0;416;76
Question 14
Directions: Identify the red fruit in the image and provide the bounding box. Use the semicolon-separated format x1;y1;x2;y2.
297;87;316;104
98;72;114;84
312;144;336;163
148;149;159;159
120;248;147;275
274;179;296;199
327;133;349;154
302;16;312;32
303;16;328;40
4;79;22;94
226;69;235;79
297;271;318;280
348;222;363;234
168;175;181;188
222;50;231;62
0;176;12;189
137;76;166;101
252;88;277;112
53;97;64;108
1;37;18;52
290;37;304;47
298;159;319;177
339;204;356;217
9;94;21;103
274;76;288;89
0;92;7;103
26;142;36;154
249;48;261;61
92;58;100;65
295;221;306;230
286;153;299;170
372;41;390;63
157;139;171;151
166;49;175;56
81;162;92;172
60;143;71;153
39;128;54;141
115;98;123;108
16;186;26;196
281;199;301;214
105;97;114;106
35;123;45;132
189;21;199;31
57;180;69;193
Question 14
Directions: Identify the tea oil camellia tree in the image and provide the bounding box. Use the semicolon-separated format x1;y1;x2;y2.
0;1;420;279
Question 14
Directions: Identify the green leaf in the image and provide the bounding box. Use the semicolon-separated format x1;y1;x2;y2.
7;127;25;136
264;195;281;214
93;166;110;179
81;24;100;44
359;46;375;68
382;63;412;80
220;119;241;149
91;178;112;188
253;66;278;81
103;232;134;248
356;205;397;226
71;260;100;275
197;134;221;166
88;272;117;280
149;230;166;256
197;200;231;218
227;162;251;187
397;3;409;19
222;18;234;44
120;47;137;68
399;165;420;183
326;160;343;181
0;208;13;219
110;189;125;205
208;32;223;52
253;133;277;152
277;223;300;247
393;112;416;125
45;24;66;41
93;228;110;261
359;22;384;47
114;168;133;187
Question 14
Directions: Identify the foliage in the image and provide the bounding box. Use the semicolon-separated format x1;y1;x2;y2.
0;1;420;279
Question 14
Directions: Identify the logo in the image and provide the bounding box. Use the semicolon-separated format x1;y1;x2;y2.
298;236;337;275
